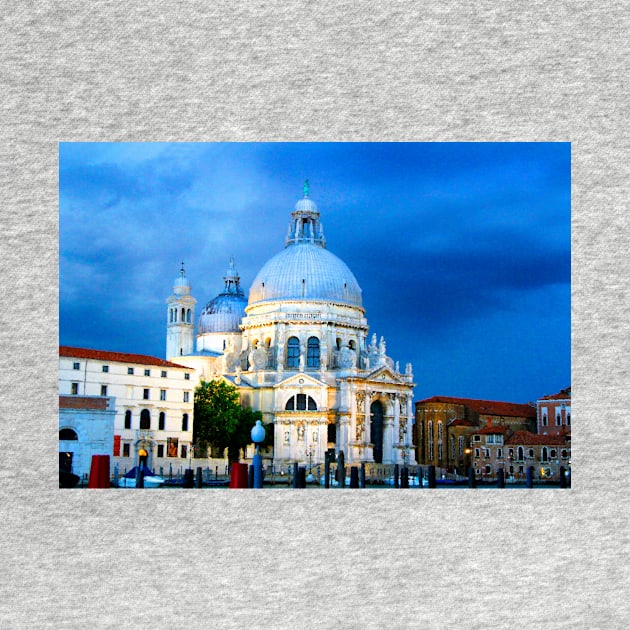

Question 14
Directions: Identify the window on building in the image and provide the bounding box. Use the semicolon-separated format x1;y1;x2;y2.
508;448;514;459
450;436;456;459
181;445;187;459
128;367;134;375
286;337;300;368
528;448;535;458
428;440;434;460
561;449;568;459
438;443;443;461
122;443;130;457
144;369;151;377
485;448;491;458
307;337;320;368
285;395;317;411
124;410;132;429
182;414;189;431
541;447;549;462
486;435;494;444
474;448;480;458
140;409;151;430
102;365;109;373
59;428;78;440
484;464;492;474
184;392;190;403
473;435;481;442
143;388;150;400
100;385;107;396
437;421;443;440
159;412;165;430
542;413;548;427
161;370;167;378
160;389;166;401
517;446;524;461
458;436;464;457
567;412;571;426
71;382;79;395
550;449;557;458
73;362;80;370
187;309;191;323
497;448;503;459
327;423;336;444
185;373;190;380
157;444;164;457
556;413;561;426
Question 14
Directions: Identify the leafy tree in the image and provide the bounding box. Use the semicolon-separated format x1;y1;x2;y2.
193;379;263;463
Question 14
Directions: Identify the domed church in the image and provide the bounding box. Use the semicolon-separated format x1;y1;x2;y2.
166;183;416;467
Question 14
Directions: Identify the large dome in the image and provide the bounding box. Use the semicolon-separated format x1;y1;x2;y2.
248;187;363;308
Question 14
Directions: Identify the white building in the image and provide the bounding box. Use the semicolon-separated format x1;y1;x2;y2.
59;395;116;479
59;347;195;473
167;183;416;468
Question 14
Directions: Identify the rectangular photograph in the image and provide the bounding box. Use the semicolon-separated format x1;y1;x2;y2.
59;142;571;489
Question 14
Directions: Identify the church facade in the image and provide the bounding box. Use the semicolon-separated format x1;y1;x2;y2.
167;184;416;467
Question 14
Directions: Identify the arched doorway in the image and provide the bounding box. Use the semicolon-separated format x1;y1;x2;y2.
371;400;384;464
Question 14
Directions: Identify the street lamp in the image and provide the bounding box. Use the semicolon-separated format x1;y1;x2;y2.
251;420;266;489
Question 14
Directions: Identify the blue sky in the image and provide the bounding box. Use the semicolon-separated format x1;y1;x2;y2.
59;142;570;403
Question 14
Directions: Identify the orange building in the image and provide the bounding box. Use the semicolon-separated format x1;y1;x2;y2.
415;396;536;473
537;387;571;436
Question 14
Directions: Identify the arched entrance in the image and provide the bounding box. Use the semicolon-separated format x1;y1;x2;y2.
370;400;384;464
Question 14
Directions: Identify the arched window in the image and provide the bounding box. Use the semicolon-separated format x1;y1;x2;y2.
186;309;191;323
541;447;548;462
517;446;524;461
181;307;185;322
182;413;189;431
159;412;165;430
348;340;356;350
59;428;78;440
140;409;151;430
124;410;132;429
285;395;317;411
307;337;320;368
336;338;342;350
287;337;300;368
169;309;173;323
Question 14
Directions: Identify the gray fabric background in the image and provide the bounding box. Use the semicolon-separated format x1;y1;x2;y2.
1;2;628;628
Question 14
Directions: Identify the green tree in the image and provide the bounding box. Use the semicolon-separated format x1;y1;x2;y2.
193;379;263;463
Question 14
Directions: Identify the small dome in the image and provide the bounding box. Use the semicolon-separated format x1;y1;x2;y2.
294;197;318;213
173;263;191;295
198;293;247;333
198;257;247;333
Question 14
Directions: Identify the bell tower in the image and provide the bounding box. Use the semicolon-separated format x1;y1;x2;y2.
166;263;196;360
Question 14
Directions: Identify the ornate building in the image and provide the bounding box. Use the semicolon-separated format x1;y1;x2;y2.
167;183;416;467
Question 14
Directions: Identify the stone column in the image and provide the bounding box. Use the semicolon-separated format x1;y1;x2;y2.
406;395;417;464
364;391;372;443
392;393;400;444
338;414;350;461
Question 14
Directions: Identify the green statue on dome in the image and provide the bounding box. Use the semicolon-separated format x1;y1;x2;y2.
303;179;310;198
